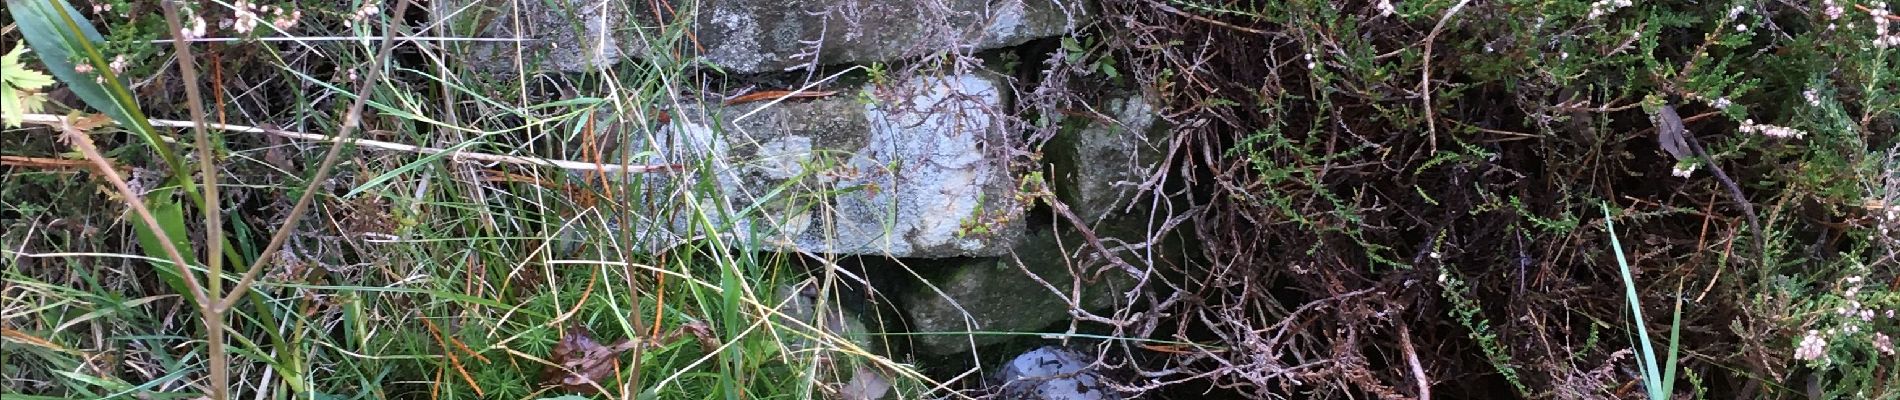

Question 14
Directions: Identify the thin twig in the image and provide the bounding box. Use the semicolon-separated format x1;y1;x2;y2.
1419;0;1472;155
1144;0;1269;34
18;114;680;175
1682;132;1766;268
158;1;227;397
1399;323;1431;400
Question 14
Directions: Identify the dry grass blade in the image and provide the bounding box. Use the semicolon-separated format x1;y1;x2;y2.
1;327;74;353
14;114;685;174
0;155;124;172
723;90;839;106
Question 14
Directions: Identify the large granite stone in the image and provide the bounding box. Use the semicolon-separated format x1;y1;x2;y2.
441;0;1089;72
683;0;1089;73
900;229;1135;355
623;73;1025;257
436;0;626;72
997;346;1122;400
1047;93;1168;223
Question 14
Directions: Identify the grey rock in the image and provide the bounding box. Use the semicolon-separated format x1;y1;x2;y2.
997;346;1122;400
437;0;626;72
621;73;1024;258
901;229;1134;355
679;0;1090;73
1047;93;1167;223
441;0;1088;73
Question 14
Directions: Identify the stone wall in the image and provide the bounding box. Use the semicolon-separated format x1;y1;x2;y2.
443;0;1177;392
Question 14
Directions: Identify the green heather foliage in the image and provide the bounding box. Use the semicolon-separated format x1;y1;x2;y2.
1115;0;1900;397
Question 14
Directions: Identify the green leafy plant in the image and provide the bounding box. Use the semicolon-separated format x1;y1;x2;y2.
1;45;55;128
1437;268;1528;395
1061;35;1120;80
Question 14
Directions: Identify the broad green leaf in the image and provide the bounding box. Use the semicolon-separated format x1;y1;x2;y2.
132;188;200;298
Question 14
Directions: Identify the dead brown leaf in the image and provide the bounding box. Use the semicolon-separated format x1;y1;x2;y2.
682;320;720;351
542;326;642;394
66;113;114;132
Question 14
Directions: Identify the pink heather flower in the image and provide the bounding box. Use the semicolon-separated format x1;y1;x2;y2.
108;55;128;75
1795;330;1828;361
1876;333;1894;355
345;3;381;28
272;8;301;30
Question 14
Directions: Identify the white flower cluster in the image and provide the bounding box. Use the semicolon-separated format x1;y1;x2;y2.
1671;163;1698;178
1587;0;1633;20
1729;5;1750;33
1796;330;1829;361
1839;276;1878;323
1378;0;1397;17
1804;87;1824;107
345;3;383;29
225;1;302;34
108;55;128;75
267;5;303;30
181;6;208;40
1739;119;1808;139
1874;2;1900;47
226;1;304;33
229;1;259;33
1877;332;1896;356
72;56;128;84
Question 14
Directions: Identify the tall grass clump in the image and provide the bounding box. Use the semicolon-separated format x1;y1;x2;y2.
2;0;932;399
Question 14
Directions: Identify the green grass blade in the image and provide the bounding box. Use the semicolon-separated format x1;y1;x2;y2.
1603;203;1665;400
1663;286;1684;396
